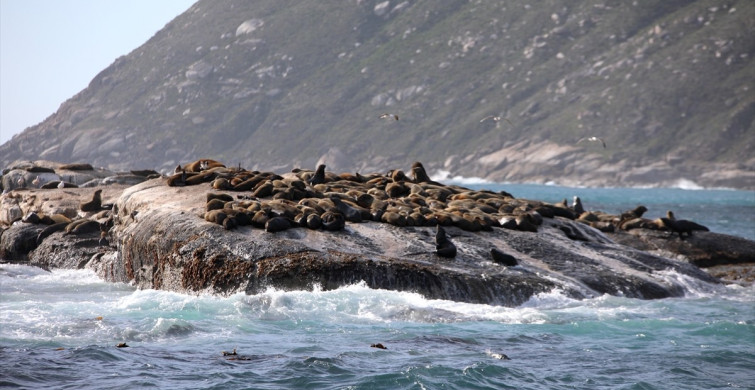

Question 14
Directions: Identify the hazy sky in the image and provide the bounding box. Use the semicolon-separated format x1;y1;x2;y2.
0;0;196;144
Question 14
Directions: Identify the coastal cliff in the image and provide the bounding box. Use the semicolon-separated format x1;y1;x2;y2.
1;1;753;189
2;160;752;305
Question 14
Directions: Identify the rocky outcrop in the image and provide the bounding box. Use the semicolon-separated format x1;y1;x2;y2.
4;161;751;305
608;229;755;267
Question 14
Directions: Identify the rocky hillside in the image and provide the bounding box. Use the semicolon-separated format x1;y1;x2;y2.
2;0;754;188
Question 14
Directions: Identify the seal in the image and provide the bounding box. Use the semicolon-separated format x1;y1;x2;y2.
379;113;399;120
265;216;292;233
65;219;101;235
184;159;225;173
572;196;584;215
22;212;41;224
618;205;648;222
321;210;345;231
617;206;649;230
309;164;326;185
80;189;103;212
656;211;709;239
435;225;457;258
204;209;227;225
490;248;518;266
58;163;94;171
306;213;322;229
36;222;69;245
206;198;227;212
410;162;435;184
130;169;160;177
514;213;539;232
330;196;363;223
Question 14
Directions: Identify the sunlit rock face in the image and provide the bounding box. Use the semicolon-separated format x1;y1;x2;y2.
1;1;753;189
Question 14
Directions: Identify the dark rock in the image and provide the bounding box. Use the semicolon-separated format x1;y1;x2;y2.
0;223;45;261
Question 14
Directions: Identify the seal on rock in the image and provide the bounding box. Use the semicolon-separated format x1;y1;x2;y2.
265;216;292;233
490;248;518;266
435;225;457;258
309;164;326;186
184;159;225;173
321;210;345;231
80;190;103;212
656;211;709;239
65;219;101;235
411;162;433;184
572;196;584;215
58;163;94;171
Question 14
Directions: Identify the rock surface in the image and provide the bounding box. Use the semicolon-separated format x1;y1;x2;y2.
3;162;752;305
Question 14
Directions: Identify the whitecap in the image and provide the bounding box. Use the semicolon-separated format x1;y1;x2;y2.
671;178;705;190
430;169;493;185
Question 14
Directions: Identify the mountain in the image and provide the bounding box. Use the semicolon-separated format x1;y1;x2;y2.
2;0;753;189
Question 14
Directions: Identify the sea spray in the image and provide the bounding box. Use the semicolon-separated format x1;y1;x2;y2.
1;264;753;389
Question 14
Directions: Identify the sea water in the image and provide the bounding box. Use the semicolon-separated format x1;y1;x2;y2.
1;185;754;389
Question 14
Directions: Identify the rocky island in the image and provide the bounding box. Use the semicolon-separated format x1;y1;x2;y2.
2;159;753;305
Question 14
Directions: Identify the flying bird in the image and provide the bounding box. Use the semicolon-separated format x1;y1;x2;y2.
480;115;513;128
379;113;399;121
577;136;606;148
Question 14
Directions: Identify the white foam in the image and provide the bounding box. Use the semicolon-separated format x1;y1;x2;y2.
671;178;705;190
430;169;493;185
655;269;726;299
238;282;569;324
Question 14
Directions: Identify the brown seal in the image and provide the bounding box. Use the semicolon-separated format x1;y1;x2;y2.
80;189;103;212
65;219;101;235
184;159;225;173
410;162;433;183
58;163;94;171
206;199;227;212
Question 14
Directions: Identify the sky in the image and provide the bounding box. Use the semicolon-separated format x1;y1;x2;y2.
0;0;196;144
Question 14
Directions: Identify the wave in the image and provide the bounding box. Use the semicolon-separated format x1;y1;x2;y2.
430;169;493;185
3;266;752;345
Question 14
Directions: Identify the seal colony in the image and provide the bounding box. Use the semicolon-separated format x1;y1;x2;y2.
5;158;754;305
165;158;709;241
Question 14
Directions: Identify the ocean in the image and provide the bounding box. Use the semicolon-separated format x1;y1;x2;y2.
1;185;754;389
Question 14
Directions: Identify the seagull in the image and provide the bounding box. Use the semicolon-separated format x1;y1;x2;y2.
32;176;41;187
577;136;606;148
480;115;513;127
379;113;399;121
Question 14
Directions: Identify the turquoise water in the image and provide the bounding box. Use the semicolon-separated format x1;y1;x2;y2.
1;186;754;389
464;183;755;241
